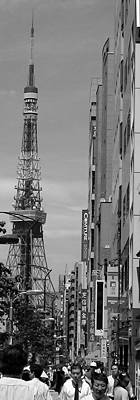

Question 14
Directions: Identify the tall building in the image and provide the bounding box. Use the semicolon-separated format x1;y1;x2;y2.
86;0;140;389
112;0;140;387
6;20;54;309
87;38;114;360
95;38;114;363
87;85;97;354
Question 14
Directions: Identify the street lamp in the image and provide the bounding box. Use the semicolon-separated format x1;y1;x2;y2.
53;335;67;365
43;270;52;312
33;270;57;316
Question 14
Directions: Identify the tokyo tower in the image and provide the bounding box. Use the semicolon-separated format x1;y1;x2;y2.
6;18;55;309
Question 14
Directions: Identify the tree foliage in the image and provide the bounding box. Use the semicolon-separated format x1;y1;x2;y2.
0;262;56;365
0;262;18;318
13;298;55;366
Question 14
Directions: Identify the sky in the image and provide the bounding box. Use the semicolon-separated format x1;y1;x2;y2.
0;0;114;289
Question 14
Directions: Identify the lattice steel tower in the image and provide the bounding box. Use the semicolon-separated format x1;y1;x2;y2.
6;19;54;307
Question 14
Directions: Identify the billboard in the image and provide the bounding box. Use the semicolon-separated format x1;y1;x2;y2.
107;265;118;309
81;210;89;262
95;280;104;336
136;0;140;27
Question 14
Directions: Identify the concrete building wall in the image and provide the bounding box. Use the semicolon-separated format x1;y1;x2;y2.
112;0;123;264
87;87;97;353
112;0;140;386
94;84;102;271
101;39;114;201
87;38;114;361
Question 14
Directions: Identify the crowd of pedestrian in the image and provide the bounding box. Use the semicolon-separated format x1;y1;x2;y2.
0;343;137;400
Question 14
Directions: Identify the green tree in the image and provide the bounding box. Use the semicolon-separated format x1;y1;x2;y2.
13;298;55;366
0;262;18;318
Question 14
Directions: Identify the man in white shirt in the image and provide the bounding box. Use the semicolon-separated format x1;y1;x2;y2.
0;344;52;400
0;344;35;400
114;373;129;400
107;363;119;400
29;362;52;400
60;362;91;400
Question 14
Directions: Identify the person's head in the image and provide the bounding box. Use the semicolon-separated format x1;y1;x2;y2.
91;371;108;400
71;362;82;383
22;369;31;381
90;361;97;370
30;363;43;379
1;344;27;377
118;373;130;389
111;363;119;378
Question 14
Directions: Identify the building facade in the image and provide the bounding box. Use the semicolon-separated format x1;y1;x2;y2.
87;38;114;362
112;0;140;387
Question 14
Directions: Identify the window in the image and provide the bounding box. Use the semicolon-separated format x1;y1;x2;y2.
92;200;95;222
91;258;94;281
124;58;127;92
126;184;129;217
127;111;131;144
92;144;95;165
90;287;93;305
91;229;94;251
125;0;128;25
124;127;127;155
120;122;123;159
121;0;124;32
123;195;126;225
130;203;133;219
128;39;131;73
92;171;95;193
131;121;134;140
125;258;129;290
118;185;122;219
120;60;124;95
121;265;124;294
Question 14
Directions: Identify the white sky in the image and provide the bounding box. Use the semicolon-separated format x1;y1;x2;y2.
0;0;114;288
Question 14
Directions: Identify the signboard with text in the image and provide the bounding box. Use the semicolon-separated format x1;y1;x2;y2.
81;210;89;262
81;289;87;327
107;265;118;310
136;0;140;27
88;312;95;342
95;280;104;336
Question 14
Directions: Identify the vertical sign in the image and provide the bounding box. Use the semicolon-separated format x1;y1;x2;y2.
88;312;95;342
136;0;140;27
81;289;87;327
81;210;89;262
101;338;107;359
95;280;104;336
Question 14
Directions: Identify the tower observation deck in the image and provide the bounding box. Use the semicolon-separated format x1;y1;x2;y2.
6;19;55;309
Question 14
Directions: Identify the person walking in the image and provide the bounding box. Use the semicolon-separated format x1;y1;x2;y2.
107;363;119;400
0;344;35;400
29;362;52;400
114;372;129;400
84;362;97;388
60;362;91;400
114;371;136;400
90;370;109;400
